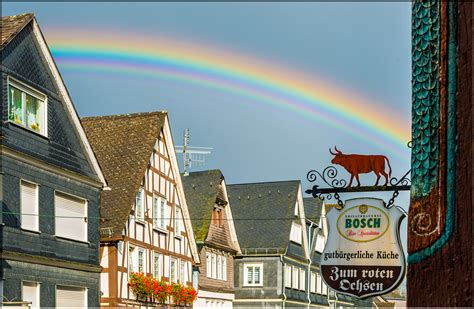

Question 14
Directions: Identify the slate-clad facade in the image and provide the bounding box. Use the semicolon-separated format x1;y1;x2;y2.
0;13;106;307
228;181;319;308
181;169;241;308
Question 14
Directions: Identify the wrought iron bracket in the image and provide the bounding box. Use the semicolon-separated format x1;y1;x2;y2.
305;167;411;209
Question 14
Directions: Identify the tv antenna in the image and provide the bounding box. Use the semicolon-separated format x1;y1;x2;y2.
175;128;212;176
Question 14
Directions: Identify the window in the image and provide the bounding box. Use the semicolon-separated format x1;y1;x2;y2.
211;254;216;279
284;265;292;288
322;280;328;295
290;222;302;244
153;194;160;228
300;269;306;291
135;188;144;221
315;234;326;253
138;248;145;273
316;272;322;294
292;266;299;289
8;78;47;136
217;255;222;279
153;252;162;279
244;264;262;286
21;180;38;231
170;258;177;283
175;208;181;235
310;272;316;293
218;209;223;226
22;282;39;308
56;286;87;308
160;198;166;229
213;207;223;226
179;259;185;283
222;256;227;281
128;245;136;273
55;192;87;242
206;253;212;277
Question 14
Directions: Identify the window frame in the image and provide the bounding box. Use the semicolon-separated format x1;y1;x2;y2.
7;76;48;137
292;266;299;290
55;285;87;308
135;187;145;222
243;263;263;287
20;179;39;232
22;281;40;308
153;252;162;279
299;269;306;291
290;222;302;244
54;190;88;243
284;265;292;288
137;247;146;273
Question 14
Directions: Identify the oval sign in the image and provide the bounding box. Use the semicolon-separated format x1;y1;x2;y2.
336;205;389;242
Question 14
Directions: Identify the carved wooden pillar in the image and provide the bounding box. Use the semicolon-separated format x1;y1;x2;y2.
408;1;472;306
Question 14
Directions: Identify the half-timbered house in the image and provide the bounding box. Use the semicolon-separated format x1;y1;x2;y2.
82;112;200;307
181;169;241;308
0;13;107;307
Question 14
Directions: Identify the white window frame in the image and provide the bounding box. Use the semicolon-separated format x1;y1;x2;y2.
206;253;212;278
284;265;292;288
211;253;216;279
135;188;144;221
54;191;87;242
217;255;222;280
179;259;185;283
300;269;306;291
152;193;160;228
310;272;316;293
55;285;87;308
170;258;177;283
315;234;326;253
243;263;263;287
128;245;136;274
322;280;328;295
290;222;302;244
292;266;299;290
316;272;322;294
175;207;181;235
137;248;146;273
160;198;167;229
20;180;39;232
153;252;162;279
7;76;48;137
22;281;40;308
222;256;227;281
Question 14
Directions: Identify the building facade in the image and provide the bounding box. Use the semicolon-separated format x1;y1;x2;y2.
182;169;241;308
228;181;325;308
0;13;107;307
82;112;200;307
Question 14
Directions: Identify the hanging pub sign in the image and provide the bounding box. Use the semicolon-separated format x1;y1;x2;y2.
320;197;406;299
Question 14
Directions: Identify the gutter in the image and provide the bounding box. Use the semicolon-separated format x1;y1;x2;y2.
279;254;287;309
307;221;315;309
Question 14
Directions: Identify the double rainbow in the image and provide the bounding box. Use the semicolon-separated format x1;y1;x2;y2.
45;28;410;158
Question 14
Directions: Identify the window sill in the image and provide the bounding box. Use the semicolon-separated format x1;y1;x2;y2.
243;284;263;287
136;219;146;225
7;121;48;140
55;235;90;245
153;226;168;234
21;228;41;235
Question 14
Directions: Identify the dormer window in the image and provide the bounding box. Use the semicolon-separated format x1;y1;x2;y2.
8;77;47;136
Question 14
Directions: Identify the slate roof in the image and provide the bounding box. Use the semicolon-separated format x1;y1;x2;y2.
181;169;225;242
303;197;324;224
1;13;34;49
82;112;166;239
227;180;300;251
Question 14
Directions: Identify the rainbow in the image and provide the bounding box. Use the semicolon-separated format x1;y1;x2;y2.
44;28;410;158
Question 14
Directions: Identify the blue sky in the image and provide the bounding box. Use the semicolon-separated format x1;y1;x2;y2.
3;2;412;253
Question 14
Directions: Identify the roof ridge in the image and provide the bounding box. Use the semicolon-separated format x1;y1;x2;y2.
82;111;167;121
1;12;35;20
227;179;300;186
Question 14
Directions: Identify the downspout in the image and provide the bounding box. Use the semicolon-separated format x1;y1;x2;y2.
280;254;287;309
307;221;314;309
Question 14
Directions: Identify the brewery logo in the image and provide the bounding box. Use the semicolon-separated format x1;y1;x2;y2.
321;197;406;299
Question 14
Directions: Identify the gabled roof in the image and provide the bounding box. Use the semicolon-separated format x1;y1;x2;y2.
82;112;166;238
1;13;34;48
1;13;107;187
303;197;324;224
227;180;300;251
181;169;225;241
